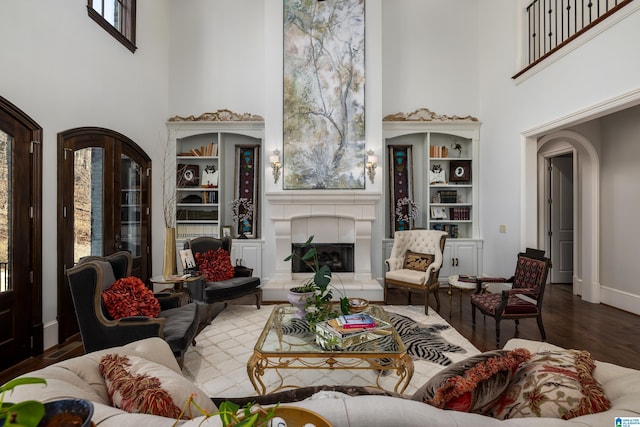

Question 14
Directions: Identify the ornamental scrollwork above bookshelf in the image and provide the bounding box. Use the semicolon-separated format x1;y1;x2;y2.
383;108;478;122
168;109;264;122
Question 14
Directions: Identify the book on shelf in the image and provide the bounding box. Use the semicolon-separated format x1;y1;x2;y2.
429;145;449;158
179;142;219;157
176;223;219;239
449;206;470;220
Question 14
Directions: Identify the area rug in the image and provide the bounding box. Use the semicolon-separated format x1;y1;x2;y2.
182;305;480;398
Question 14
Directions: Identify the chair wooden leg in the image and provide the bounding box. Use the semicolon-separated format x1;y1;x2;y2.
495;320;501;348
255;289;262;309
471;304;476;325
537;315;547;341
383;283;389;303
433;288;441;312
424;290;430;315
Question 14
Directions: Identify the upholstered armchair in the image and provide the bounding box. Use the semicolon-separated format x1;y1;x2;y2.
384;230;448;315
65;251;200;364
184;236;262;322
470;248;551;347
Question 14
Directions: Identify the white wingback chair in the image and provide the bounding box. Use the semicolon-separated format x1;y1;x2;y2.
384;230;448;315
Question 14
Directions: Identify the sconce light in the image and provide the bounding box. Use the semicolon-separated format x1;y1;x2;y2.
270;149;281;184
366;149;377;184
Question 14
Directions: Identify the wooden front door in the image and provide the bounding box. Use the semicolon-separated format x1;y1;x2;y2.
57;128;151;344
0;97;43;371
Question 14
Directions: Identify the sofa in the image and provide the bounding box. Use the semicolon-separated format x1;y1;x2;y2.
4;337;640;426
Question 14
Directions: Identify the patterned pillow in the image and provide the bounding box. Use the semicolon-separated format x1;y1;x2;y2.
486;349;611;420
99;354;216;418
403;250;435;272
195;248;235;282
412;348;531;414
102;276;160;319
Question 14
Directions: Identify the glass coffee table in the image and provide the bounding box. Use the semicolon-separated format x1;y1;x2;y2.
247;304;414;395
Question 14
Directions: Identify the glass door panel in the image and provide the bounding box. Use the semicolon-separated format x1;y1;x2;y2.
0;130;11;293
73;147;104;262
120;154;141;256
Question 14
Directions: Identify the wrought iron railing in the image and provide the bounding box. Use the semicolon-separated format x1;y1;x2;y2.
515;0;634;78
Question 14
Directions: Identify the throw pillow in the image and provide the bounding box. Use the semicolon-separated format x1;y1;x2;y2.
486;349;611;420
195;248;235;282
412;348;531;414
403;250;435;272
99;354;216;419
102;276;161;319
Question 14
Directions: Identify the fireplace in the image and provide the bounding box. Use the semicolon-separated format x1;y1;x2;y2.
291;243;354;273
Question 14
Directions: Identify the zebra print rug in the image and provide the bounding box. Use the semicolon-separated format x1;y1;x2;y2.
280;311;467;366
182;304;480;398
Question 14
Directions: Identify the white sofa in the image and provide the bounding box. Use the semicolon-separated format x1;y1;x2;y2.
4;337;640;426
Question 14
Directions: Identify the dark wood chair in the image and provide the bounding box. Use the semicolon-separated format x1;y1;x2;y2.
470;248;551;347
66;251;200;365
184;236;262;322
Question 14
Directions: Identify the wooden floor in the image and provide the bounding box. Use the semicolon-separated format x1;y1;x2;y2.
2;283;639;386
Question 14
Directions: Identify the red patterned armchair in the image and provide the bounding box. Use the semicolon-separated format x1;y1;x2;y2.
471;248;551;347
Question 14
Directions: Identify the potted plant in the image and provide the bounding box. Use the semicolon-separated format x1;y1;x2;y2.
284;235;350;327
1;377;47;427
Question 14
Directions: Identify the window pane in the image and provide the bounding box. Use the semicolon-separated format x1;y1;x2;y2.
91;0;103;15
0;131;12;292
74;148;104;262
121;154;141;256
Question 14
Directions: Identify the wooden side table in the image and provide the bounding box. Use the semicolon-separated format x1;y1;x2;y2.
150;274;202;306
447;275;487;318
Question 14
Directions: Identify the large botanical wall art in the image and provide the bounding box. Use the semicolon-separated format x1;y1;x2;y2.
283;0;365;189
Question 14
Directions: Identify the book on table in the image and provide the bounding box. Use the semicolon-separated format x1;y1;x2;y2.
336;313;377;329
458;275;478;283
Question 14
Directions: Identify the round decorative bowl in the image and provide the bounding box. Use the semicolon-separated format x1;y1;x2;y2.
348;298;369;313
37;399;94;427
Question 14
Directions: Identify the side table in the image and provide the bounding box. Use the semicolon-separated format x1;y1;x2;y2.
150;274;203;306
447;275;487;318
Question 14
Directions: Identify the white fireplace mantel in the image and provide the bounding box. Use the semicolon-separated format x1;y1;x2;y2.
263;191;383;301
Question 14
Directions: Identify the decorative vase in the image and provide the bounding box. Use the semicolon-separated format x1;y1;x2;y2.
163;227;177;278
287;289;314;319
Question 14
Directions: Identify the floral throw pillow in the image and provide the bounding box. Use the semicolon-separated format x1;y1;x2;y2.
486;349;611;420
195;248;235;282
99;354;216;418
403;250;435;272
102;276;160;319
412;348;531;414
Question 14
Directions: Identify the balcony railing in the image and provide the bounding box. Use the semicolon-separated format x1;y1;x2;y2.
514;0;634;78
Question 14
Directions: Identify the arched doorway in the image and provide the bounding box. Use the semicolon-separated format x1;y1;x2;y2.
525;130;600;303
57;128;152;344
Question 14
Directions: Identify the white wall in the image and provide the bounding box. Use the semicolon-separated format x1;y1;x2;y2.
0;0;171;349
477;0;640;285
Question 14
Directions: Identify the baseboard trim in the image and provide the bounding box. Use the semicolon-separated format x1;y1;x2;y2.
600;286;640;316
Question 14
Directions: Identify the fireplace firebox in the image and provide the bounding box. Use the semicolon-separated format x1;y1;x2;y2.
291;243;354;273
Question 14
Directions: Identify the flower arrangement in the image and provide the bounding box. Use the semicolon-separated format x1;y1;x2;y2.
395;197;419;223
229;198;254;238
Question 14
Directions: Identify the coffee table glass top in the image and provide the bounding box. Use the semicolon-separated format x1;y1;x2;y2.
254;304;406;355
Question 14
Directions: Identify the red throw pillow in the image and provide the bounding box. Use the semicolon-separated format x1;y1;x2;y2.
195;248;235;282
412;348;532;414
102;276;161;319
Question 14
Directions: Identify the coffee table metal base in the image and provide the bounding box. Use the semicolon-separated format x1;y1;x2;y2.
247;351;414;395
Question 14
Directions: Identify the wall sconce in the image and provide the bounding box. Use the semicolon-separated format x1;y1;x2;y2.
270;149;281;184
366;149;377;184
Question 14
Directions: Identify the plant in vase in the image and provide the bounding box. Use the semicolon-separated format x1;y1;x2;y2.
229;197;254;239
395;197;419;231
1;377;46;427
284;236;350;328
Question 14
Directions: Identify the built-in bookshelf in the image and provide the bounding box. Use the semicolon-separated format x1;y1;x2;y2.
382;112;483;279
166;114;264;248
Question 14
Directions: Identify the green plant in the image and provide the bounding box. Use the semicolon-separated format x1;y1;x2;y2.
0;377;47;427
174;396;277;427
285;235;350;326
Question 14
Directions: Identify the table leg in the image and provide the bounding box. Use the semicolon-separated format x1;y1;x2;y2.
247;353;268;395
448;284;453;318
393;354;414;394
